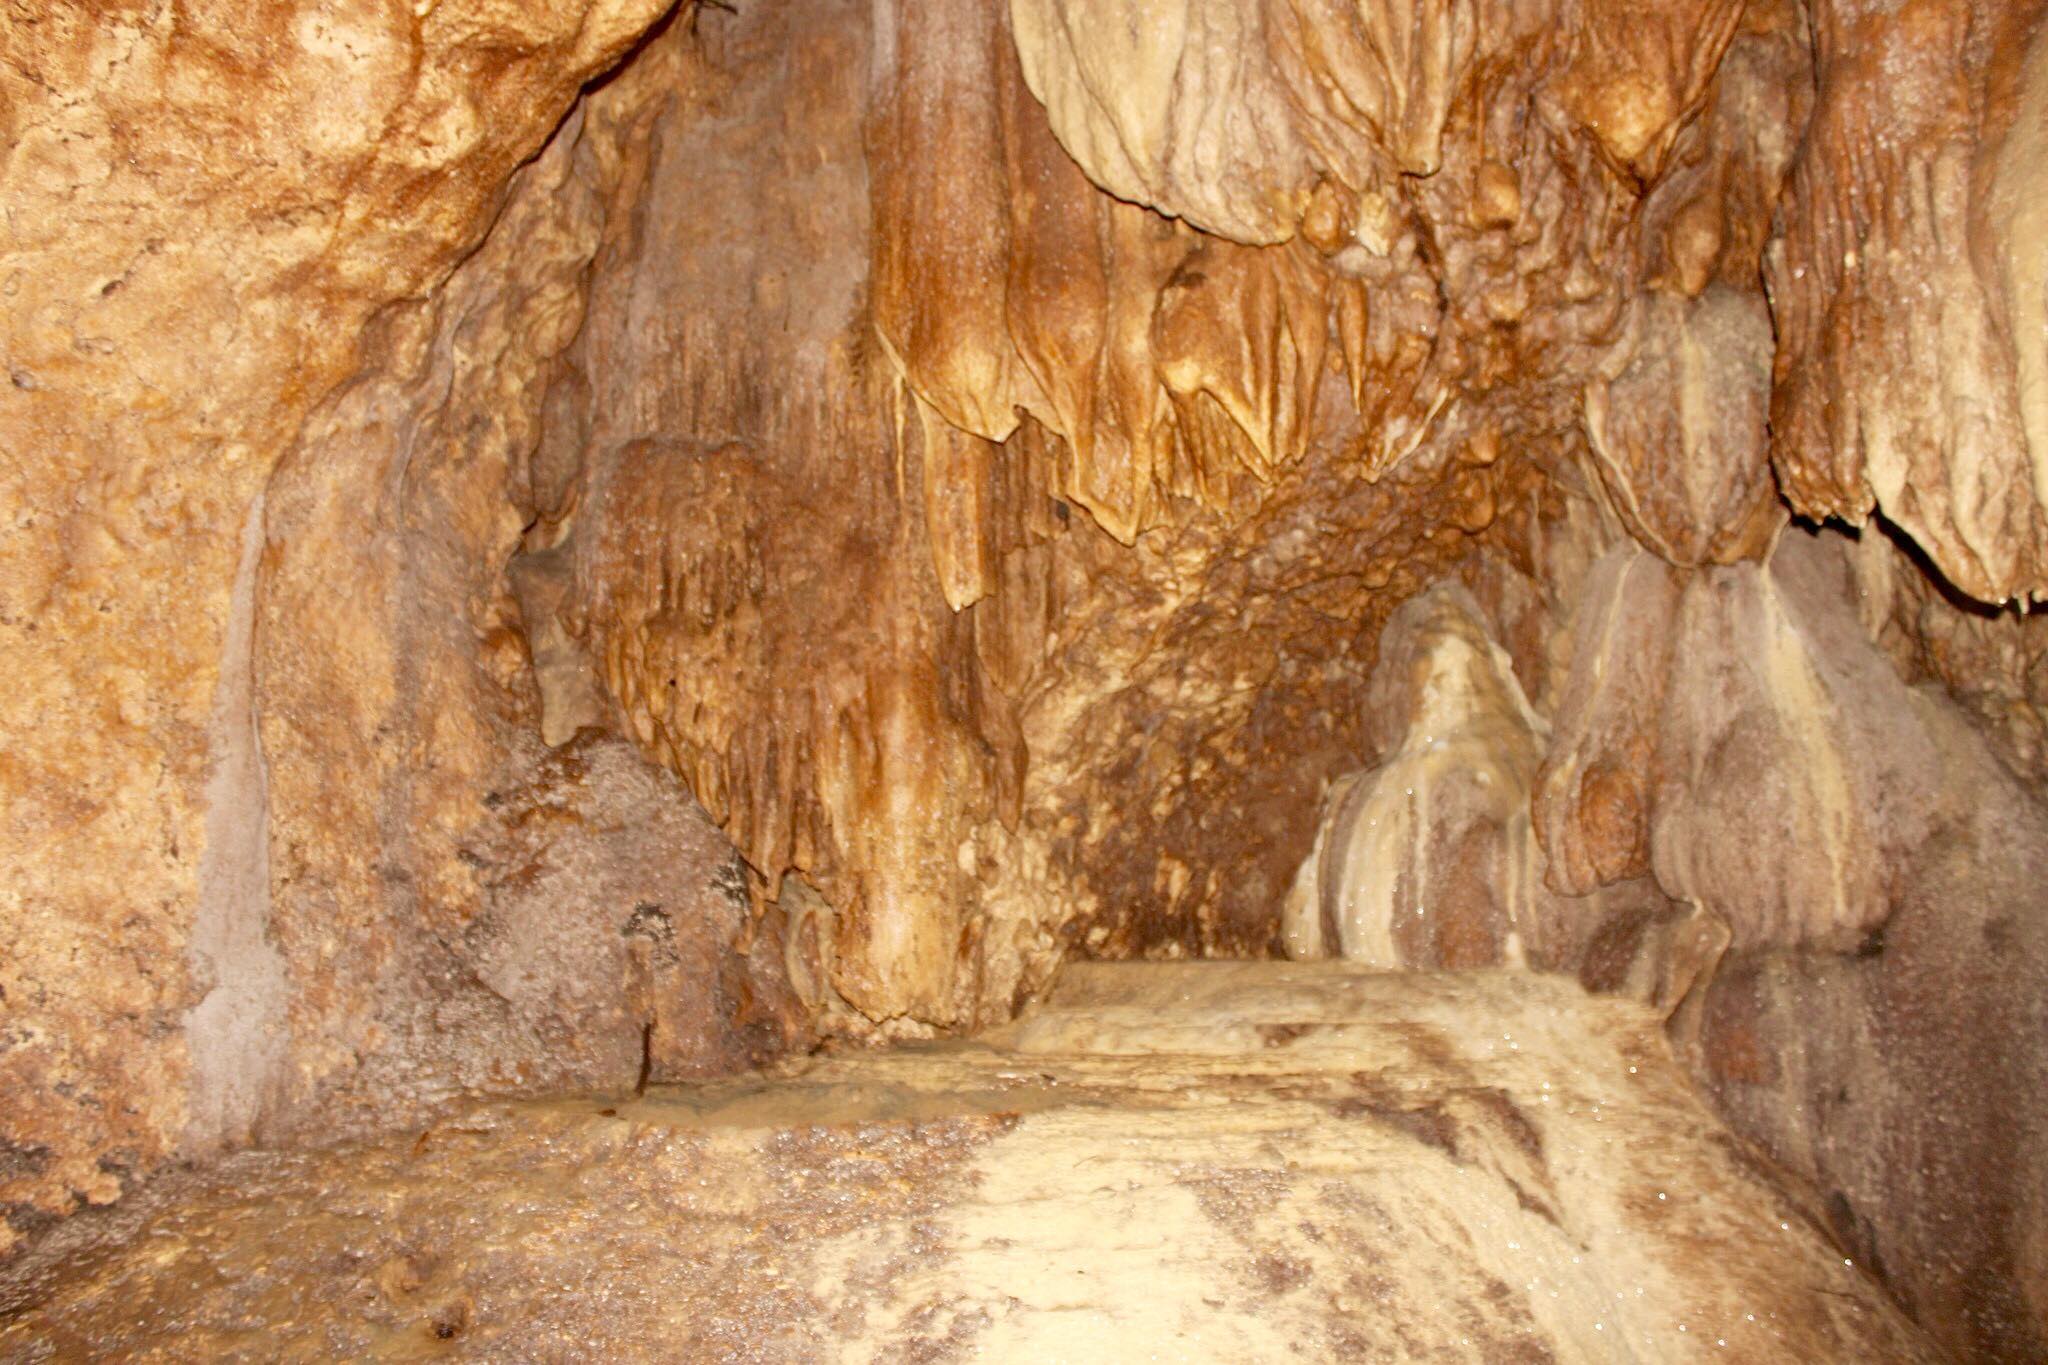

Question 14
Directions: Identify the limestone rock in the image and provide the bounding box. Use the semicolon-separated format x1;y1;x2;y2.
1767;0;2048;603
441;0;1835;1053
0;965;1941;1364
1533;549;1684;894
1009;0;1744;245
525;0;1568;1033
1281;583;1557;968
1538;537;1942;954
1686;536;2048;1360
1847;523;2048;785
0;0;672;1251
1582;286;1783;565
1281;577;1719;1018
4;2;2048;1355
1530;527;2048;1359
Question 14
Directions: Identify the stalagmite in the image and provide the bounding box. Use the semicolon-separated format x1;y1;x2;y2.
1282;583;1556;969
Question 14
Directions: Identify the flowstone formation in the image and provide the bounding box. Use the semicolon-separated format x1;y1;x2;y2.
543;0;1810;1032
1286;527;2048;1354
3;0;2047;1358
0;964;1943;1362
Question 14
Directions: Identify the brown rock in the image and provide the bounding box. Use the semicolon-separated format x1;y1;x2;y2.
0;0;672;1250
1281;583;1558;969
1545;528;2048;1359
1539;538;1942;953
1768;0;2048;603
1582;286;1784;566
0;965;1944;1365
3;2;2047;1357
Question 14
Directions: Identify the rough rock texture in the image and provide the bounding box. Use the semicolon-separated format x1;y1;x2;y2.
1536;537;1935;955
1581;287;1781;566
1849;522;2048;786
0;0;671;1248
1685;536;2048;1360
1012;0;1743;247
519;0;1564;1033
527;0;1830;1041
1290;527;2048;1358
1768;0;2048;603
0;964;1940;1363
248;45;806;1154
1281;579;1716;1014
0;0;797;1248
1281;583;1557;967
5;0;2048;1355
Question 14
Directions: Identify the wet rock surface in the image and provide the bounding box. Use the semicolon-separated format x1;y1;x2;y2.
0;964;1937;1363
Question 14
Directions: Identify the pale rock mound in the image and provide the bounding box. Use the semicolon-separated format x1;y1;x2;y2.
0;964;1937;1363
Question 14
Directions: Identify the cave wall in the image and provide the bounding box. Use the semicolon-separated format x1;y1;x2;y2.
537;0;1813;1033
1287;521;2048;1357
251;71;803;1150
1770;0;2048;602
1687;538;2048;1355
1;0;663;1245
0;0;811;1252
3;0;2047;1355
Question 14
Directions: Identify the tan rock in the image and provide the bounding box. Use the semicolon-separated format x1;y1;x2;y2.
3;3;2047;1356
0;964;1942;1364
1282;583;1556;969
1582;286;1783;566
1538;537;1943;954
0;0;671;1249
1768;0;2048;602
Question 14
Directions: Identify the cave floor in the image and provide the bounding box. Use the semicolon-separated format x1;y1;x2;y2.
1;964;1935;1362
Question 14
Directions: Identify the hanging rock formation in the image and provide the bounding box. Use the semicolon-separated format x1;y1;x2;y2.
1580;287;1782;566
1288;526;2048;1356
1536;540;1937;955
530;0;1828;1036
1768;0;2048;603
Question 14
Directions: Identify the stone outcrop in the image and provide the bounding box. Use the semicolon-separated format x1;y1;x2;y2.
1684;536;2048;1359
1537;537;1937;955
1768;0;2048;604
0;0;678;1250
251;86;806;1156
1281;583;1557;969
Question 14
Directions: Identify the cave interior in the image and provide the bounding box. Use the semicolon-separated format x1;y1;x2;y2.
2;0;2047;1358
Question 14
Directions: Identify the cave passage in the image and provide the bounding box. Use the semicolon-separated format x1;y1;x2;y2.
3;0;2047;1359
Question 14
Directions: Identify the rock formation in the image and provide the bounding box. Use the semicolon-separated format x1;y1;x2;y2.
3;0;2046;1357
0;964;1946;1363
1280;582;1560;969
1;0;681;1248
